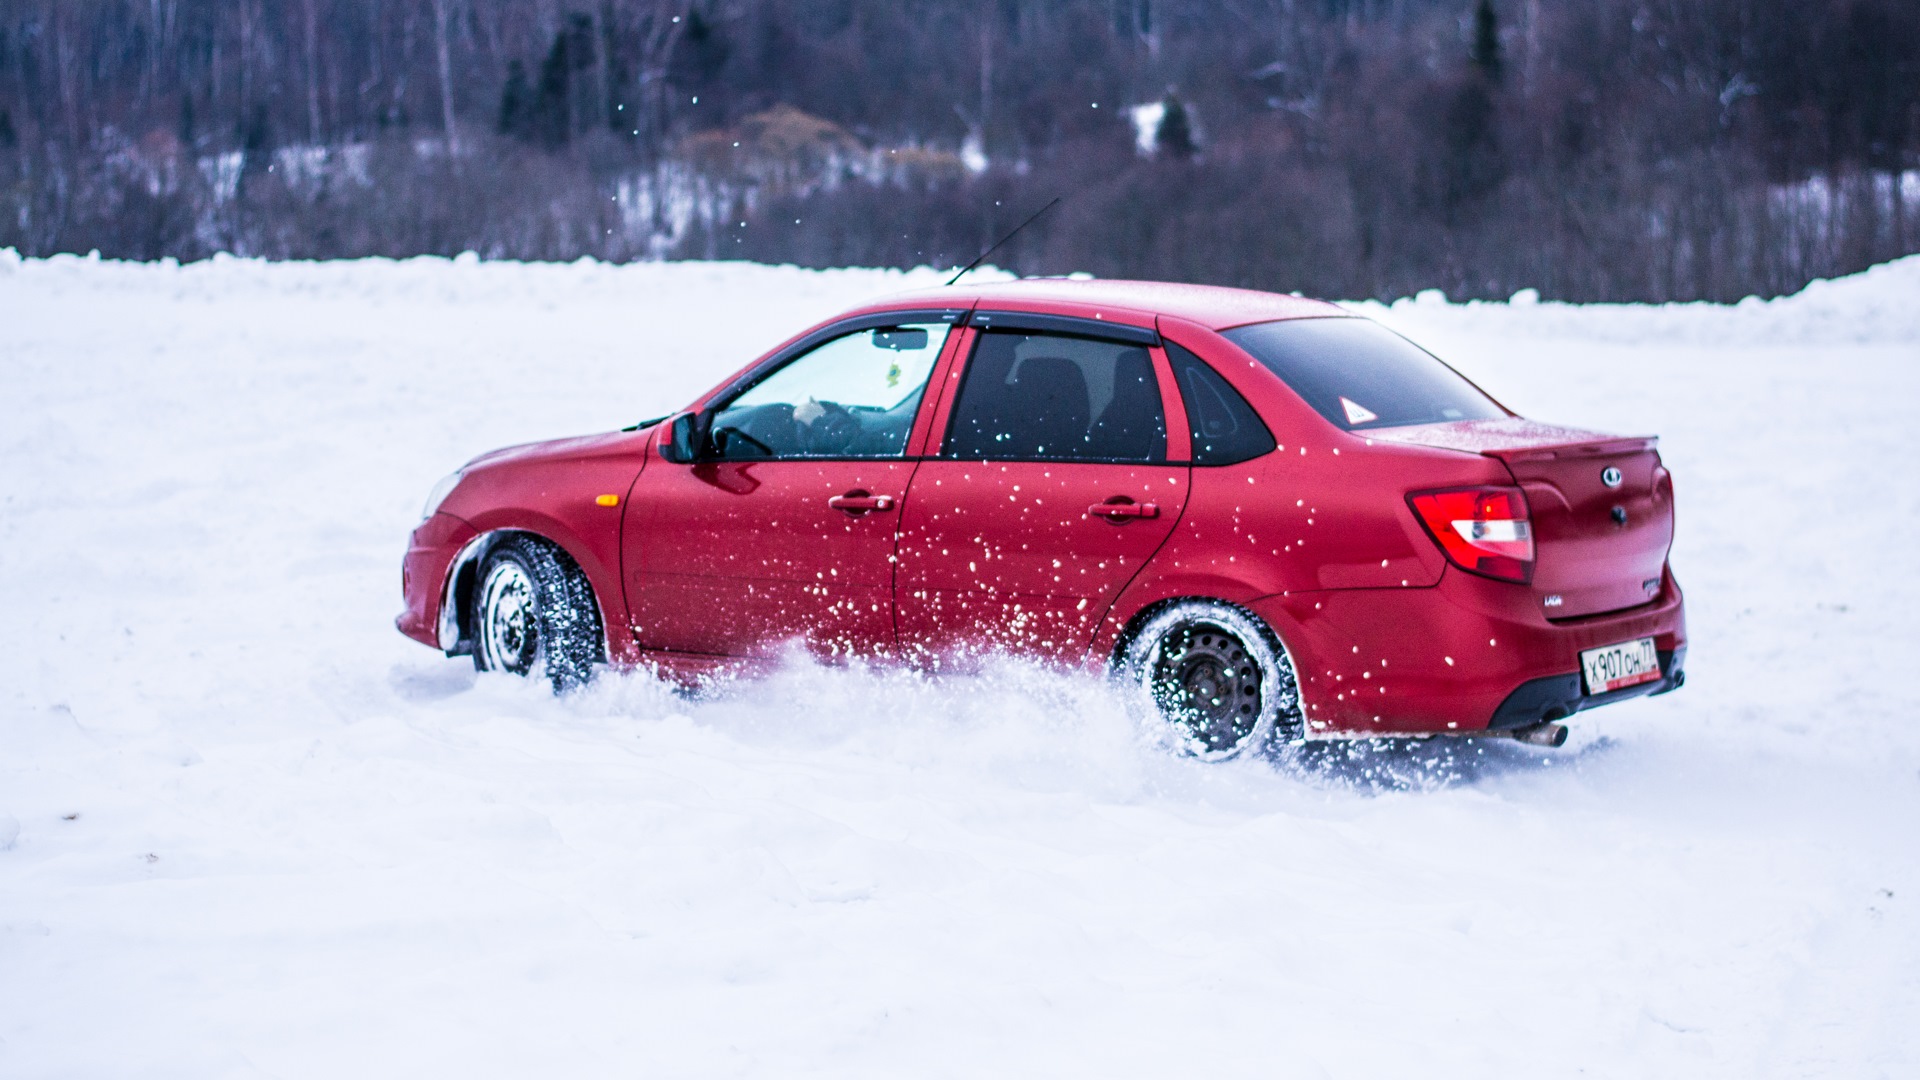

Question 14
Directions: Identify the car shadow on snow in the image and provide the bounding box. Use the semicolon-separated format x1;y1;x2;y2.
388;658;479;702
1267;732;1619;794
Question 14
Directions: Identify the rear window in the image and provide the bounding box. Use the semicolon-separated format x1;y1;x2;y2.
1221;317;1505;431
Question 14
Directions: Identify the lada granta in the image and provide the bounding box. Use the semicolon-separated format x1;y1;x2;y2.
398;279;1686;757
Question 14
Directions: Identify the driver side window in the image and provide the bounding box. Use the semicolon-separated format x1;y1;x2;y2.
711;323;951;460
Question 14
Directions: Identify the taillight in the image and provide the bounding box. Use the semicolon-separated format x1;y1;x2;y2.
1408;487;1535;583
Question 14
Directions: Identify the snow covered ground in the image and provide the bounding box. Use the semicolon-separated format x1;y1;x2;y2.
2;251;1917;1078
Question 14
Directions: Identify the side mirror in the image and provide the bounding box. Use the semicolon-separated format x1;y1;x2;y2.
659;410;712;463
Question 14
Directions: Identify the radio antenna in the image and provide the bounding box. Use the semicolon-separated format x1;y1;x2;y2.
945;196;1061;286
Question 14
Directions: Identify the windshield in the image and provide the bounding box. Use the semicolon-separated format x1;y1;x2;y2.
1221;317;1505;431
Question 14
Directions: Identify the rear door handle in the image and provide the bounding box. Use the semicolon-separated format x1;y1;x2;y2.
1088;500;1159;521
828;490;896;515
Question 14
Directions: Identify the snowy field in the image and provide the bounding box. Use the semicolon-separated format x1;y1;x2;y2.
2;250;1917;1078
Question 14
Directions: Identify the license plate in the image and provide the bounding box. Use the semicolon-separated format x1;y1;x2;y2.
1580;637;1661;694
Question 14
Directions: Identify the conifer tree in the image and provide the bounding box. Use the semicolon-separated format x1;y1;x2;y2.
1156;94;1196;160
514;16;596;150
497;60;532;138
531;31;575;149
1469;0;1504;86
1445;0;1505;216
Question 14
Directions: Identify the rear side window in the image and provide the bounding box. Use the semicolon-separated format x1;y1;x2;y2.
944;330;1167;463
1166;342;1275;465
1222;317;1504;431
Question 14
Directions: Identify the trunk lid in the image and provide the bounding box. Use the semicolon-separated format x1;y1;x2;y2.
1373;418;1674;618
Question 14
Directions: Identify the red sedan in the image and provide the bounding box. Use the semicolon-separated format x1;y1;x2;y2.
398;280;1685;756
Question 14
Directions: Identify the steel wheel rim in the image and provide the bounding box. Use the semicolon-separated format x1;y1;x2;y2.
1150;620;1264;754
479;561;539;675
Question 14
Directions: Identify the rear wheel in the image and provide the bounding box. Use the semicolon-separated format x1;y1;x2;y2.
1121;600;1302;760
472;535;603;693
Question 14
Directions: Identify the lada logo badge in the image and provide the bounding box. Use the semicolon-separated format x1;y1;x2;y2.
1600;466;1624;488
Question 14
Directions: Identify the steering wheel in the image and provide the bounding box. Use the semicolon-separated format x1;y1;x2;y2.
713;424;776;458
801;401;863;456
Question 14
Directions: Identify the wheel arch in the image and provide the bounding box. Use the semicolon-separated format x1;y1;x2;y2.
1094;567;1283;669
1108;592;1296;671
438;527;613;662
1111;593;1307;755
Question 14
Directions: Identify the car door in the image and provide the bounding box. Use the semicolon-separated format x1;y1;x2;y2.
895;314;1190;660
625;317;960;658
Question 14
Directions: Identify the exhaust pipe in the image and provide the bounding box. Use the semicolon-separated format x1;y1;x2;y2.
1510;721;1568;748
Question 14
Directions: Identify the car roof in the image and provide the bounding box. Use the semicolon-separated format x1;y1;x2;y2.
872;277;1345;332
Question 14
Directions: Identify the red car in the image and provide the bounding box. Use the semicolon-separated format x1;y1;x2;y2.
398;280;1685;756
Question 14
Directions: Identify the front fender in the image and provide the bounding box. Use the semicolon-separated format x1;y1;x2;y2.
436;438;650;666
446;510;638;666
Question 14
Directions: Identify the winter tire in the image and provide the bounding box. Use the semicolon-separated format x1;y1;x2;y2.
472;535;603;693
1121;600;1303;760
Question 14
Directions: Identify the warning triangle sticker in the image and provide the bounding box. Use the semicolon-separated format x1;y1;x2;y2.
1340;396;1378;425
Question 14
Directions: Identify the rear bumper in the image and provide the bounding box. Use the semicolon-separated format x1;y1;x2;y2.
1488;646;1685;730
1247;563;1687;736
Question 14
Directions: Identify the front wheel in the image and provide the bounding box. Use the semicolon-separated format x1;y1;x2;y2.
1120;600;1303;760
472;535;603;693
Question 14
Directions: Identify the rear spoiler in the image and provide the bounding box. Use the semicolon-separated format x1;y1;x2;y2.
1484;436;1657;464
1366;419;1656;461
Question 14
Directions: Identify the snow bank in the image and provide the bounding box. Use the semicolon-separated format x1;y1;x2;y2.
1;253;1915;1077
1347;253;1920;346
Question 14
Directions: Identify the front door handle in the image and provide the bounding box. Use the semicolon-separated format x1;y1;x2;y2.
828;490;896;515
1088;499;1159;522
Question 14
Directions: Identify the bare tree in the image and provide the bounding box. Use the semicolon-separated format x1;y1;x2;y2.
0;0;1914;301
431;0;462;165
302;0;324;143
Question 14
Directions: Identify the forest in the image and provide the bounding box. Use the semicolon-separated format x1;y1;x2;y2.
2;0;1915;300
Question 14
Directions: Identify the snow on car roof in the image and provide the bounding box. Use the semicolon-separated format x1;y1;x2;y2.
875;277;1345;331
